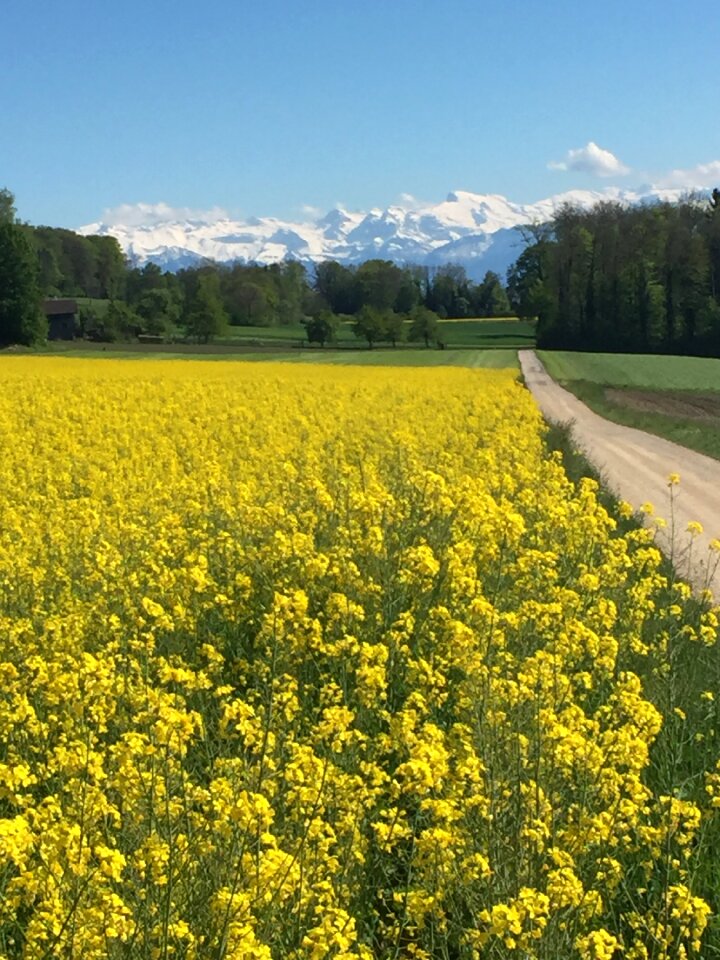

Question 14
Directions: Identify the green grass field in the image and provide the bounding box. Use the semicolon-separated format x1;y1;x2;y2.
440;318;535;346
286;348;520;367
11;340;519;368
540;350;720;459
43;314;534;350
225;317;535;349
224;323;354;344
539;350;720;391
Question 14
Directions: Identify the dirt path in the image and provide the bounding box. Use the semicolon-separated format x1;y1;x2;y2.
519;350;720;596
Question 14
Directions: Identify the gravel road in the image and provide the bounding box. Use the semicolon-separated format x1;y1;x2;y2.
519;350;720;596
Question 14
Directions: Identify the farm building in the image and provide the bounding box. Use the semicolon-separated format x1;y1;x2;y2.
43;299;78;340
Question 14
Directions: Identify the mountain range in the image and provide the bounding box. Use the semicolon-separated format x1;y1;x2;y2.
79;186;691;280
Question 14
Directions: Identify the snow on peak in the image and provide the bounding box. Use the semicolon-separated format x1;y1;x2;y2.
78;185;694;279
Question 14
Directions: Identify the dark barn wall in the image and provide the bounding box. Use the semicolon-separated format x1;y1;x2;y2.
43;299;77;340
47;313;75;340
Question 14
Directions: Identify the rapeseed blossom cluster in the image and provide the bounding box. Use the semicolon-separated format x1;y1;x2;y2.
0;356;718;959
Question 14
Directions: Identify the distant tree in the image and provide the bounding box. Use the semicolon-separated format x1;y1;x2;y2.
35;242;63;295
408;306;440;347
87;235;127;299
473;270;512;317
356;260;406;311
231;281;270;325
78;303;101;339
218;264;278;326
101;301;141;341
30;227;69;296
705;187;720;301
57;230;98;296
271;261;307;325
696;296;720;351
352;305;385;349
314;261;361;314
0;187;16;224
383;310;405;347
302;286;327;318
408;264;431;303
394;274;421;313
644;279;667;350
427;264;469;317
184;272;227;342
0;219;46;345
127;262;167;305
303;310;338;347
136;288;179;335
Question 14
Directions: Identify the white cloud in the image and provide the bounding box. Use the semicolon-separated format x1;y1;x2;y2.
100;202;230;227
398;192;421;208
653;160;720;189
549;141;630;177
299;203;323;219
397;192;432;211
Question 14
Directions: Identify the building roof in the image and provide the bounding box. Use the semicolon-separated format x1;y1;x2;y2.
43;299;78;316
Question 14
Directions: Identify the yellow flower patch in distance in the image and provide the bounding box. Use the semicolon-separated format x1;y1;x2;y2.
0;356;716;959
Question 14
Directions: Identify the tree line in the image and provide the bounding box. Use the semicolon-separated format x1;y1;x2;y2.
5;183;720;353
0;186;516;346
509;191;720;355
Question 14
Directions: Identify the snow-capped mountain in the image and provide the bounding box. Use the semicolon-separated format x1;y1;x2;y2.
78;186;692;280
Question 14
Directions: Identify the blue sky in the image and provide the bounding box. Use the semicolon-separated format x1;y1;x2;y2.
3;0;719;227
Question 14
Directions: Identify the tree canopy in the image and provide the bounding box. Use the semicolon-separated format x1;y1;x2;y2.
184;272;228;342
510;194;720;356
1;182;521;347
0;190;46;345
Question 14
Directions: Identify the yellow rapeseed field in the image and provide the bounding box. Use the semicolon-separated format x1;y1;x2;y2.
0;356;718;960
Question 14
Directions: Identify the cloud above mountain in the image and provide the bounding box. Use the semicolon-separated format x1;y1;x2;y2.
80;184;697;282
100;202;231;227
299;204;324;219
653;160;720;190
549;141;630;177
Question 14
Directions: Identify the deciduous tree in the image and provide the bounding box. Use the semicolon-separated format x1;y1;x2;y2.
303;310;338;347
184;272;227;342
0;205;46;345
352;305;385;349
408;306;440;347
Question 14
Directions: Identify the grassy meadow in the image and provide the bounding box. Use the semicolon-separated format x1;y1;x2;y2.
540;350;720;460
19;341;520;367
538;351;720;391
222;317;536;350
0;355;719;959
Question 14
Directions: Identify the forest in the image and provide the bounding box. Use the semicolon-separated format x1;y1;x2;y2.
4;184;720;354
0;186;511;346
509;190;720;355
